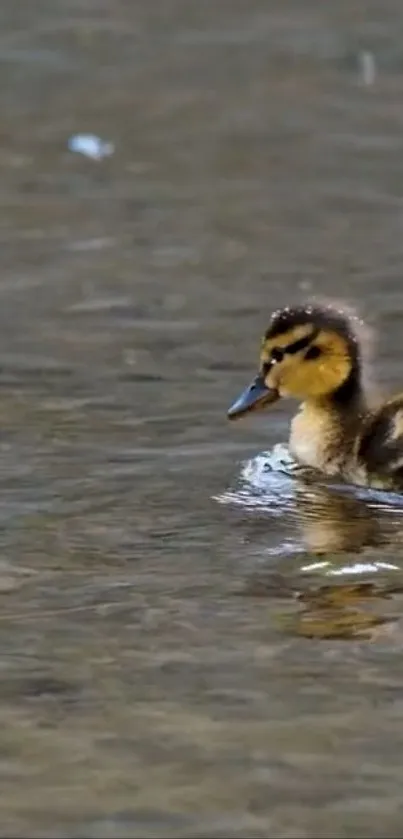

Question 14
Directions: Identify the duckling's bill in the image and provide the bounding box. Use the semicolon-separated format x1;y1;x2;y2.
227;375;279;420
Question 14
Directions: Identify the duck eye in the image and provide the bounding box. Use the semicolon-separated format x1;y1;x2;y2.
271;347;284;363
304;345;321;361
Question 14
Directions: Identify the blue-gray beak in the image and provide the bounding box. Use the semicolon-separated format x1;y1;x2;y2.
227;374;279;420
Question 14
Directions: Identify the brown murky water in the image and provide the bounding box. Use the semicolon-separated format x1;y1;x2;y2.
3;1;403;836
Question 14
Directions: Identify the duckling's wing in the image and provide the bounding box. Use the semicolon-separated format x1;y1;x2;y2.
357;396;403;482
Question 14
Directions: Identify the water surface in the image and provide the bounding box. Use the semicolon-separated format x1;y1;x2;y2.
2;1;403;837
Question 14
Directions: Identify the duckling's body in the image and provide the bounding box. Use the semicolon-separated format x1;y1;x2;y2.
228;302;403;490
290;398;359;478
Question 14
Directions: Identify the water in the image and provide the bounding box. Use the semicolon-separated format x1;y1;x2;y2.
2;0;403;836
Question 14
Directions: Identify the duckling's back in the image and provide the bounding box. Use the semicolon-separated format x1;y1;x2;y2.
356;394;403;488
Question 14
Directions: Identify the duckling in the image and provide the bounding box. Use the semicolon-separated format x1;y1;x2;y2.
227;302;403;490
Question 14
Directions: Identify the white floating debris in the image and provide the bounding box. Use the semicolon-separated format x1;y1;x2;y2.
68;134;115;161
358;51;376;86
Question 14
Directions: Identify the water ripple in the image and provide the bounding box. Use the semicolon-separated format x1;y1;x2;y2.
217;443;403;516
215;443;298;514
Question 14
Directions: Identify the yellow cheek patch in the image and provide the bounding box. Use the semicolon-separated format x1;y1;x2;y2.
284;330;352;399
261;328;353;400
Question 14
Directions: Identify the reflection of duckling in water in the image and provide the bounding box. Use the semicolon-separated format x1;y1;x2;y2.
228;301;403;491
238;485;399;640
238;483;382;555
293;486;400;637
294;484;381;554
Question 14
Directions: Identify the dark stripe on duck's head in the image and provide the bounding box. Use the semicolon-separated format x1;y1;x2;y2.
264;303;362;365
285;331;319;355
